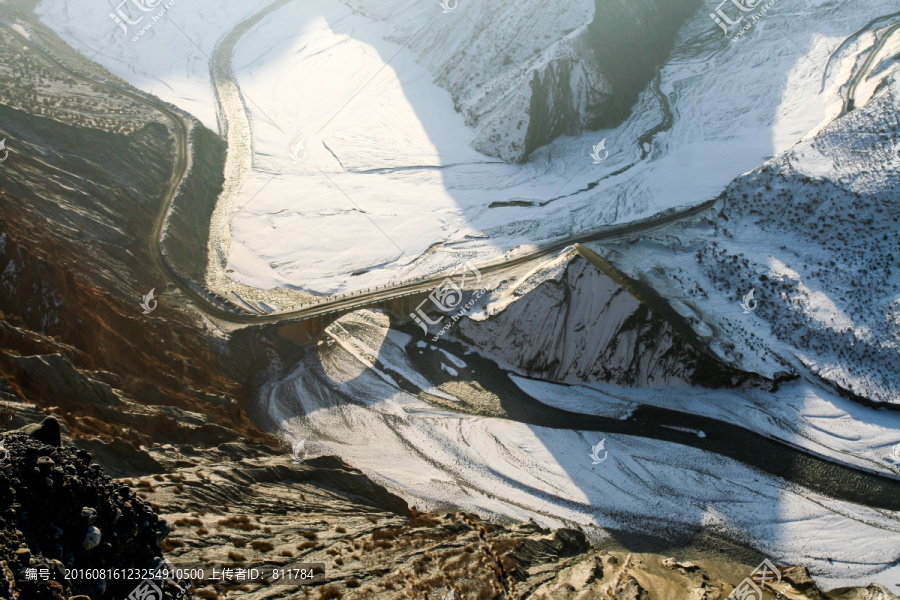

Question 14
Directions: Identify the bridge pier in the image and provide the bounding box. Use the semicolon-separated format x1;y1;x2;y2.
275;291;433;346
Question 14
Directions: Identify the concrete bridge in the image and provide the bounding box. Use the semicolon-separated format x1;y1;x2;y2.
274;290;433;345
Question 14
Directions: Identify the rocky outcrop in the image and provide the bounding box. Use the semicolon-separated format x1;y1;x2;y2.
0;428;174;600
346;0;701;162
0;18;264;443
779;566;826;600
594;79;900;404
830;585;900;600
458;251;753;387
522;0;703;159
160;126;227;283
12;355;121;409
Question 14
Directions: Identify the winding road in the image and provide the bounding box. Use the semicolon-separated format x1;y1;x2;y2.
6;2;900;523
843;19;900;114
819;9;900;115
1;9;722;329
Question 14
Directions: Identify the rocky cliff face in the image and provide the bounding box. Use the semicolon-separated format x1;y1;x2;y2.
591;78;900;405
160;126;227;283
0;426;175;600
457;250;753;387
344;0;701;162
0;17;259;442
523;0;702;159
0;7;893;600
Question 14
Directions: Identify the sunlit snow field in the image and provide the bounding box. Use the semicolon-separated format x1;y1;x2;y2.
33;0;900;592
261;311;900;591
36;0;896;296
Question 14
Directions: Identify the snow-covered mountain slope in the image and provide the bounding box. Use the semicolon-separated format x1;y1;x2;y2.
33;0;262;129
217;0;899;300
35;0;900;301
455;249;758;387
259;310;900;592
584;76;900;405
340;0;700;162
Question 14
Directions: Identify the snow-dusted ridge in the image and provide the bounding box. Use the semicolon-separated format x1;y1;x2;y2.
584;76;900;404
262;310;900;592
35;0;900;302
457;247;765;386
27;0;900;591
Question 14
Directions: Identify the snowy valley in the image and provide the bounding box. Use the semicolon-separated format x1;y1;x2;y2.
4;0;900;597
